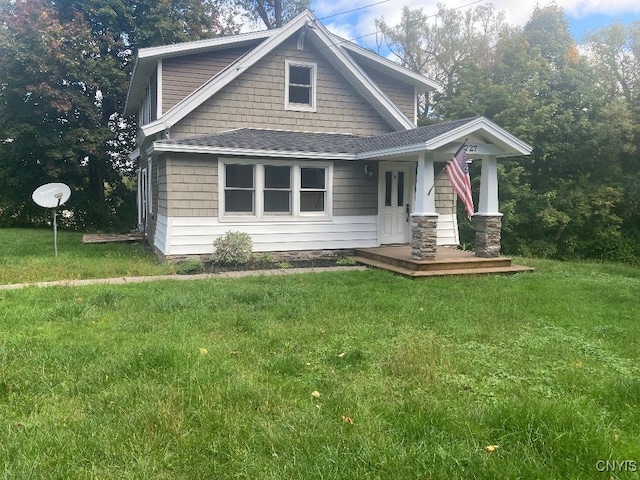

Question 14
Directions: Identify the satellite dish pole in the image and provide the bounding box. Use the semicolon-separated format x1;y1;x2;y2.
32;183;72;257
53;192;63;257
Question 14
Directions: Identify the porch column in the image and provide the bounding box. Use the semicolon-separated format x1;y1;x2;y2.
475;155;502;258
411;151;438;260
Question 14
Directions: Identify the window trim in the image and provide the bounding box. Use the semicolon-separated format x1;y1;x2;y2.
147;157;153;215
284;60;317;112
219;158;332;222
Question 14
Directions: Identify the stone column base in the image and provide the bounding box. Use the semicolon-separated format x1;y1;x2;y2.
475;215;502;258
411;214;439;260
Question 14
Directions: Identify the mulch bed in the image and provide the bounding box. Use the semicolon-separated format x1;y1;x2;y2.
204;258;341;274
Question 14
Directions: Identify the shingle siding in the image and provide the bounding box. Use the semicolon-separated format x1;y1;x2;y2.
161;47;252;113
172;38;395;137
160;155;377;218
360;65;415;123
165;154;218;217
435;167;456;215
333;161;377;216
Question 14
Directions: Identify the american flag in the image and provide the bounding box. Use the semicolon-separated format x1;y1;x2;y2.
445;145;474;218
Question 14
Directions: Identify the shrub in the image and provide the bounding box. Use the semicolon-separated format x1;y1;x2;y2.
336;256;357;266
212;231;253;265
174;259;205;275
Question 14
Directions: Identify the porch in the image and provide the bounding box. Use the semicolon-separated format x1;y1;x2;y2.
354;245;534;279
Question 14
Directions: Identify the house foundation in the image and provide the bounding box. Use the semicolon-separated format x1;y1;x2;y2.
411;214;439;260
475;215;502;257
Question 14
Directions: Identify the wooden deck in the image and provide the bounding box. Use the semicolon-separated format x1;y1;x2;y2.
81;233;145;244
354;245;534;279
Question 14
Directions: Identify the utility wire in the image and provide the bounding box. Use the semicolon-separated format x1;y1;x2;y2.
318;0;391;21
335;0;487;46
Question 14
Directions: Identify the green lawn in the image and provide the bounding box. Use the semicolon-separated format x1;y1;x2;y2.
0;228;174;284
0;229;639;478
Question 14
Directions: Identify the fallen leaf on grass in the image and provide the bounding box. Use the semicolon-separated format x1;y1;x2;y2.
198;348;208;355
311;391;321;398
485;445;499;454
342;416;353;424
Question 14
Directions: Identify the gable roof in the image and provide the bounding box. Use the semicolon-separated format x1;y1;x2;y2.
334;36;440;94
125;29;274;117
126;10;441;140
152;117;532;159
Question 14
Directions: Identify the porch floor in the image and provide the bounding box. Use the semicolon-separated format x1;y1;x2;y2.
354;245;534;279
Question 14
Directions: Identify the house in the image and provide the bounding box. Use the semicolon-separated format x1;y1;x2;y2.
125;10;532;261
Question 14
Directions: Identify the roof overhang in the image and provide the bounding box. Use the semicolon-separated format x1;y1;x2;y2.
335;37;441;94
124;30;275;117
151;142;356;160
149;117;532;161
425;117;532;157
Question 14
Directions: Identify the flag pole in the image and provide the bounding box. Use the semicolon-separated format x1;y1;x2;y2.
427;138;468;196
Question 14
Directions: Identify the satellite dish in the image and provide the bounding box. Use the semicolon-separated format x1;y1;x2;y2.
32;183;71;208
32;183;72;257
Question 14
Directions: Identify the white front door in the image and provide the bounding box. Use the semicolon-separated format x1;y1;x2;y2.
379;163;413;244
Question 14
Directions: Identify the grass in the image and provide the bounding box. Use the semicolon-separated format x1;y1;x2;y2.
0;229;639;478
0;228;174;284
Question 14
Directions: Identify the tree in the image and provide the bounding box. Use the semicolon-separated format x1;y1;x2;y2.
238;0;309;29
585;21;640;257
0;0;238;230
376;3;510;119
0;0;124;227
378;3;639;262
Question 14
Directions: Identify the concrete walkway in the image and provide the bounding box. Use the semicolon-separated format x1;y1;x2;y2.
0;266;367;290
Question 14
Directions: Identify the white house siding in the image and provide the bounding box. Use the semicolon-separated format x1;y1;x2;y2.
171;37;395;138
153;212;169;253
155;214;378;256
436;214;459;245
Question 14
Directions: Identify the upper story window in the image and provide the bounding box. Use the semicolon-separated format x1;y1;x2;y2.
285;60;316;112
138;68;158;127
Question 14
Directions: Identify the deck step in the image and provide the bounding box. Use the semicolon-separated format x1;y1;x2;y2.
355;249;512;272
353;256;534;279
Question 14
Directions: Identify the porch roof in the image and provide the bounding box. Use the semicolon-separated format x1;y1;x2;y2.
151;117;532;159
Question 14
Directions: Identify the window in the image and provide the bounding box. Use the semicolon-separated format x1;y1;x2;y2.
285;60;316;112
264;165;292;213
300;167;325;212
221;160;330;219
224;164;255;213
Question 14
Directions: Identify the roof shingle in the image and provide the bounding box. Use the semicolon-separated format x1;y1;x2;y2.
155;117;481;157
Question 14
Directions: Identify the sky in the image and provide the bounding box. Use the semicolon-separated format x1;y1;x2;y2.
311;0;640;50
